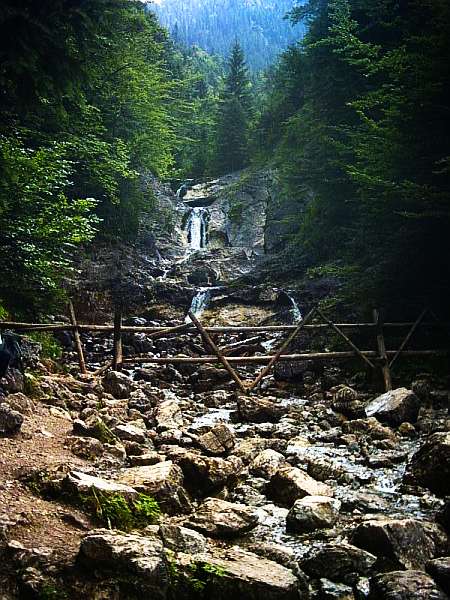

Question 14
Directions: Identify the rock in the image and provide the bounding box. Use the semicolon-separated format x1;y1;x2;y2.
342;417;397;440
266;466;333;507
78;529;168;598
197;423;236;456
250;449;286;479
176;451;243;496
237;395;287;423
365;388;420;426
117;461;191;514
437;500;450;533
351;518;447;571
301;543;376;585
398;422;417;437
66;471;137;498
403;432;450;495
318;579;354;599
159;524;207;554
427;557;450;595
274;360;315;382
369;570;448;600
114;423;147;444
102;371;132;399
286;496;341;534
70;437;104;459
129;452;164;467
186;497;259;539
154;398;183;431
180;546;301;599
3;392;35;415
0;403;24;436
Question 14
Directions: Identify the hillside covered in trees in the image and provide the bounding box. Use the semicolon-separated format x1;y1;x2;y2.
148;0;306;70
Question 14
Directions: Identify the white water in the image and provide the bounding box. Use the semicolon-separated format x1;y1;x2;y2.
287;293;302;323
185;287;211;322
186;207;208;250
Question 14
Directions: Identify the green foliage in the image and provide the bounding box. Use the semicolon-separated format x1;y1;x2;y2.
255;0;450;313
26;332;62;361
81;489;161;531
38;583;69;600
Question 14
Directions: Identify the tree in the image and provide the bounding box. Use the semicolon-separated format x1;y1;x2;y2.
213;41;252;174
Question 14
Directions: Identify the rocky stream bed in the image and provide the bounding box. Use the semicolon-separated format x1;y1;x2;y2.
1;173;449;599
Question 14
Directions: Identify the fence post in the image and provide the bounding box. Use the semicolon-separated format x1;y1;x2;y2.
373;309;392;392
113;308;123;371
68;300;87;375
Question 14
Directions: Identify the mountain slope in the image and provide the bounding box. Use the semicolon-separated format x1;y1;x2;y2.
147;0;305;70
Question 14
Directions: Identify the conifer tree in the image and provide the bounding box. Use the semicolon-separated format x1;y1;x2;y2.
213;41;252;174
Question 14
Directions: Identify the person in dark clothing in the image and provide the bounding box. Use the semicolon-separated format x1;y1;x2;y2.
0;331;22;378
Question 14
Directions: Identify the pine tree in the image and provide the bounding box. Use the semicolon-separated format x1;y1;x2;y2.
213;41;252;174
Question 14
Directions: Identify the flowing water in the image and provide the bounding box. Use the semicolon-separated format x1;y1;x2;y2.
186;207;209;250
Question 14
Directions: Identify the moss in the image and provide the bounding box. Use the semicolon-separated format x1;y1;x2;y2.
26;331;62;360
80;489;161;531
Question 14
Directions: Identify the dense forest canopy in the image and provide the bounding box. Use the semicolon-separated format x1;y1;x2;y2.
148;0;306;71
0;0;449;318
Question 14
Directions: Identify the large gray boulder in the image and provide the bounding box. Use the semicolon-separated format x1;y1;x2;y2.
78;529;168;598
237;395;287;423
0;403;24;436
369;570;448;600
175;451;243;496
365;388;420;426
301;542;376;585
186;497;259;539
197;423;236;456
351;518;447;571
286;496;341;534
266;466;333;507
403;432;450;496
102;371;132;399
66;471;137;498
118;461;191;514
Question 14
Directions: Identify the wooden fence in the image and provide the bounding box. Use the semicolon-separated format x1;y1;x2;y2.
1;304;447;394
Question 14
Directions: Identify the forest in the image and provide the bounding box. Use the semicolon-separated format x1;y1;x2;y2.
1;0;449;316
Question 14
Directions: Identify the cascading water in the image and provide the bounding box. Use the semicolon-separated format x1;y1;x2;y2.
287;293;302;323
185;287;212;323
186;207;208;250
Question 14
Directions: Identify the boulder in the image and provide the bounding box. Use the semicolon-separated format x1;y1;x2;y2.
301;543;376;585
403;432;450;496
286;496;341;534
102;371;132;399
159;524;207;554
237;395;287;423
197;423;236;456
342;417;396;441
351;518;447;571
250;449;287;479
186;497;259;539
427;557;450;595
3;392;35;415
266;466;333;507
180;547;301;600
0;403;24;436
318;579;354;600
114;423;147;445
369;570;448;600
118;462;191;514
65;471;137;498
154;399;183;431
78;529;168;598
365;388;420;426
176;451;243;496
69;437;104;459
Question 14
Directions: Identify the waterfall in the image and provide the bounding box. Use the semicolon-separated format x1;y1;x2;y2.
185;287;211;322
186;207;208;250
286;292;302;323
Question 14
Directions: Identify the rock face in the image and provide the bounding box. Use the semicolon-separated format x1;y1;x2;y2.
351;518;446;570
0;403;24;436
78;529;169;598
369;570;448;600
186;497;259;539
118;462;191;514
237;395;287;423
187;547;301;600
301;542;376;585
365;388;420;426
403;432;450;495
286;496;341;534
266;466;333;507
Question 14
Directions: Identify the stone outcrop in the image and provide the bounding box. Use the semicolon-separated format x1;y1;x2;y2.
301;542;377;585
237;395;288;423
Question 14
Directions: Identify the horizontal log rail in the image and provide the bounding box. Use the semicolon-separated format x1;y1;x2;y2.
122;349;446;366
1;321;447;334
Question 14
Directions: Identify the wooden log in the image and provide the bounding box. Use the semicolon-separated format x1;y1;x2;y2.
112;309;123;371
122;349;445;366
389;308;428;369
187;310;248;394
248;307;317;392
317;307;376;370
373;309;392;392
68;301;87;375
